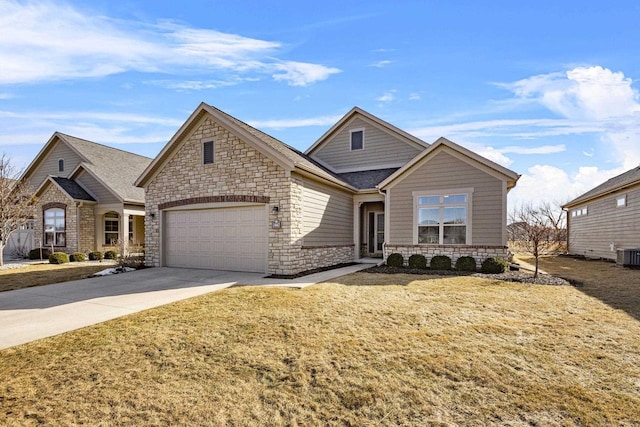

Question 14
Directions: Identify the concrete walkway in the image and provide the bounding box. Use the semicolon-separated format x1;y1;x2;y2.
0;264;371;350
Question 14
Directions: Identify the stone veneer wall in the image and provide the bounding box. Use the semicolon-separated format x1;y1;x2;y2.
33;185;78;254
383;244;509;269
144;116;301;275
78;205;96;252
300;245;355;271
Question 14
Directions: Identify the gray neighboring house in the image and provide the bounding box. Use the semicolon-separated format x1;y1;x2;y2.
136;103;520;275
563;166;640;260
17;132;152;255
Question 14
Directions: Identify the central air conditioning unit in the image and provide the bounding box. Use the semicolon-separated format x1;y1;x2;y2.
616;249;640;267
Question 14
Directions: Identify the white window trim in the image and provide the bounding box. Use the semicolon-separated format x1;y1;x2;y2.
202;140;215;165
412;188;473;245
350;128;365;151
616;194;627;208
44;208;66;246
104;212;120;245
58;158;64;172
573;207;588;217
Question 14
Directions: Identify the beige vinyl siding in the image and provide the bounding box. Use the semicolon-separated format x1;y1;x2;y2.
75;170;120;204
28;141;83;189
311;117;422;171
568;184;640;260
302;178;353;246
388;151;504;245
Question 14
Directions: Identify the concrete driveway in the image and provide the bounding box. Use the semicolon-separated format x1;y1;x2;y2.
0;264;370;350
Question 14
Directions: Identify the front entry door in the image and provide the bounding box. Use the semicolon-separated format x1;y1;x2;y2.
368;212;385;255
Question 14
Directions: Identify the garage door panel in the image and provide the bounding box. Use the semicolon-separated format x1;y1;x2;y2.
164;206;267;273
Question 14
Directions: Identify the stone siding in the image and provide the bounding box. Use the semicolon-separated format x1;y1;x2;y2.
144;116;302;275
34;185;78;253
300;245;355;271
384;244;509;269
78;205;96;252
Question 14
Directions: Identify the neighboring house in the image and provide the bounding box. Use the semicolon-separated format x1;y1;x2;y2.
19;132;152;255
136;103;519;275
563;166;640;260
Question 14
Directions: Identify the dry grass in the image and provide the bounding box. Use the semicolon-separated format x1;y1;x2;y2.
0;262;113;292
1;267;639;425
519;254;640;320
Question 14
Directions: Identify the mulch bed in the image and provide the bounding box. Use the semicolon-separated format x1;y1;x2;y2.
364;265;571;286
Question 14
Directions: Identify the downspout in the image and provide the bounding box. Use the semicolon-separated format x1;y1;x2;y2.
377;187;388;267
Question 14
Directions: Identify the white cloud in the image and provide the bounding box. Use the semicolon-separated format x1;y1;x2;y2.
508;164;626;210
369;60;392;68
502;66;640;120
410;118;602;141
247;114;343;129
376;90;396;103
500;144;565;155
499;66;640;169
272;61;341;86
409;92;421;101
0;108;180;148
0;1;340;86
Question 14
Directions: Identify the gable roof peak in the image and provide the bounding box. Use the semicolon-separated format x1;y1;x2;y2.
305;107;429;156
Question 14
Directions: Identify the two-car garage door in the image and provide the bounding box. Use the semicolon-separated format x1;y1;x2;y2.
164;206;267;273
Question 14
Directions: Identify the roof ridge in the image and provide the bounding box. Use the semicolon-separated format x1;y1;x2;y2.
57;132;153;160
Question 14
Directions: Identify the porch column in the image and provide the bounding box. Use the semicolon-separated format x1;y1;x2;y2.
353;202;362;261
122;213;130;255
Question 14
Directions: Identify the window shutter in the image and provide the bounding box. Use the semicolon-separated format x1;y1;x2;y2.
203;141;214;164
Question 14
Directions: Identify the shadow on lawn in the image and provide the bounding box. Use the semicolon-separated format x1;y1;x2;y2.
535;256;640;321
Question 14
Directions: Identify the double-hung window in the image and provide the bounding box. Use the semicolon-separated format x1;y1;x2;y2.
44;208;65;246
416;191;470;244
104;212;119;245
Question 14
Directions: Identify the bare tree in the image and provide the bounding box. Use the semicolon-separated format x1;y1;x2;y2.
0;154;36;267
509;202;567;278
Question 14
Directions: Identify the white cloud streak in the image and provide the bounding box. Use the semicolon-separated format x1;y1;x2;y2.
376;90;396;103
247;115;343;129
0;1;340;87
369;60;392;68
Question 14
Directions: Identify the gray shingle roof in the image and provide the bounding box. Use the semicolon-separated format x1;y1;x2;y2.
564;166;640;207
336;168;399;189
57;133;152;204
51;177;96;202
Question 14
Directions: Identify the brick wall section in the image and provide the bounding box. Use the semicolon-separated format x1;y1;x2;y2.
34;185;78;253
384;244;509;269
144;116;300;275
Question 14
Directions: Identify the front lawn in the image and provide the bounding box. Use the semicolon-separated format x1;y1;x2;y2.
0;262;115;292
1;261;639;425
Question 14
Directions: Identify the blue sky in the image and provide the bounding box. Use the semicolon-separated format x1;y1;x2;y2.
2;0;640;209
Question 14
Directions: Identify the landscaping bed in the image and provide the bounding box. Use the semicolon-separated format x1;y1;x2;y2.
365;265;571;286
